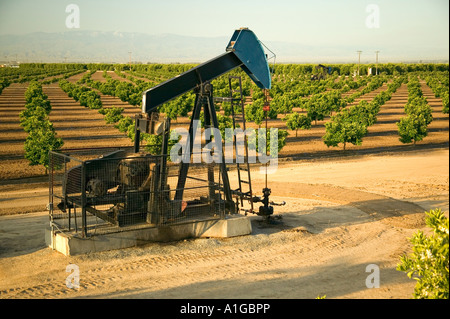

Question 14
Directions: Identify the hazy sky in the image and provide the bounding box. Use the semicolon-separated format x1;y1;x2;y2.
0;0;448;61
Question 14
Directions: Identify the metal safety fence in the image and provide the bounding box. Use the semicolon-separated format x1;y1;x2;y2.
49;148;229;238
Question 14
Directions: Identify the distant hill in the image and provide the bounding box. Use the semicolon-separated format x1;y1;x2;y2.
0;31;448;64
0;31;226;63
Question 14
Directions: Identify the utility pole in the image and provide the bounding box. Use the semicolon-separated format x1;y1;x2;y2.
357;51;362;76
375;51;380;75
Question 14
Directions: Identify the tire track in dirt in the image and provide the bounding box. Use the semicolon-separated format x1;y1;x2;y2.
92;223;390;298
252;180;427;229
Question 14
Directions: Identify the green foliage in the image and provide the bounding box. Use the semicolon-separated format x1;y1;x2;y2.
248;128;288;155
24;120;63;169
215;114;235;142
126;122;138;142
103;106;124;124
320;80;394;151
283;112;311;137
143;131;180;159
425;72;449;114
159;92;195;121
347;100;378;127
271;94;293;115
114;116;134;133
441;92;449;114
404;97;433;125
407;77;423;101
344;76;386;104
88;74;149;107
20;81;63;169
305;98;330;125
397;209;449;299
97;79;116;96
114;116;143;142
1;63;86;84
221;101;242;116
24;81;48;103
59;79;102;110
323;112;368;150
115;81;133;102
20;82;52;131
323;75;400;151
302;89;346;125
252;88;266;101
20;106;49;133
0;78;10;95
270;63;449;76
245;99;266;126
23;81;52;113
397;76;433;145
8;64;447;167
143;134;163;155
397;114;428;145
26;96;51;114
198;111;238;143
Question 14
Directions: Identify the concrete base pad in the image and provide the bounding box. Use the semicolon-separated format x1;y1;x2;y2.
45;215;252;256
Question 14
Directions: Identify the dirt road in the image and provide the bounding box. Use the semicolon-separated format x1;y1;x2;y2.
0;148;448;299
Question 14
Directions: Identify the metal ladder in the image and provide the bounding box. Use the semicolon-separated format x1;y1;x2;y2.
228;76;254;214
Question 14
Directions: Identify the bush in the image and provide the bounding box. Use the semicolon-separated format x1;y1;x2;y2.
397;76;433;145
143;131;179;158
26;96;51;114
397;209;449;299
404;97;432;125
103;106;124;124
248;128;288;155
59;79;102;110
283;112;311;137
245;99;266;127
20;106;49;132
114;116;133;133
323;112;368;150
397;114;428;145
348;100;378;127
21;81;63;170
0;78;10;95
159;92;195;121
441;92;449;114
24;120;63;170
24;81;48;103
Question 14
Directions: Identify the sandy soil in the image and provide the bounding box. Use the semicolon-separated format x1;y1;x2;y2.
0;148;448;299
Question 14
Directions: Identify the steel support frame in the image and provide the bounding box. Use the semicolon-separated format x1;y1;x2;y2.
174;82;235;216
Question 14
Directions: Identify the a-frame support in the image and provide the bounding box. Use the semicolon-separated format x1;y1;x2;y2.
174;82;236;215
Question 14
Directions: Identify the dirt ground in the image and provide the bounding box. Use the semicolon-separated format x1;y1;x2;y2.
0;148;448;299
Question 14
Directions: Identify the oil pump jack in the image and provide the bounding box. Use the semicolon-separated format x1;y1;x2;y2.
134;28;284;221
311;64;332;80
57;28;284;228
